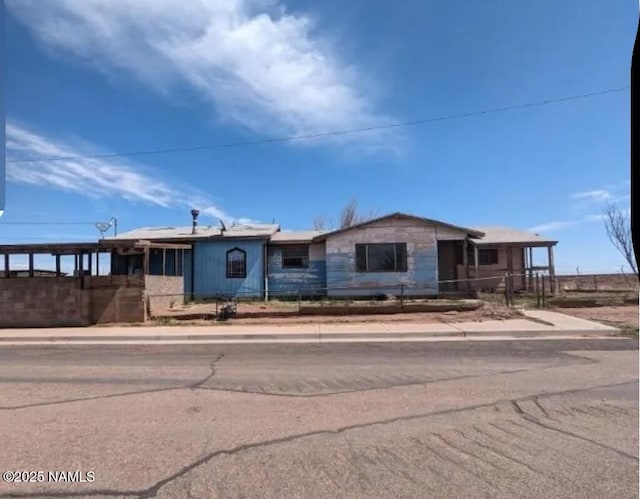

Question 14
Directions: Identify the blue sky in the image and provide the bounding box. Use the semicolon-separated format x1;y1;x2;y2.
2;0;636;273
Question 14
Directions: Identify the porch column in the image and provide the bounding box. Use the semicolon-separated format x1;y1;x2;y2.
473;244;479;275
96;253;100;276
4;254;9;278
547;245;556;294
143;248;150;276
28;253;34;278
528;247;534;291
162;249;166;276
462;239;469;292
174;249;178;276
55;255;61;277
88;251;93;276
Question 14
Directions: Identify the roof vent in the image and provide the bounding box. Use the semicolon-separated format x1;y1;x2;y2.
191;209;200;235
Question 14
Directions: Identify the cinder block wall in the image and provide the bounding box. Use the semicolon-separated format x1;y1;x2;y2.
145;275;184;317
0;277;87;327
0;275;146;328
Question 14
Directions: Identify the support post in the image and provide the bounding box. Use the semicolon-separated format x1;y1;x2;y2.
88;251;93;276
143;248;150;276
535;273;541;308
473;244;479;275
4;254;9;278
547;245;556;294
55;255;61;277
96;253;100;276
28;253;34;278
463;239;469;293
162;249;166;276
528;247;534;291
174;249;178;276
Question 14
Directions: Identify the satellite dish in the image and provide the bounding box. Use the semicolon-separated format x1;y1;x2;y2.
95;217;117;237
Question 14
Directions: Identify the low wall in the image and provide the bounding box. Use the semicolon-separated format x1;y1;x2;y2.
145;275;184;316
555;273;639;292
0;275;146;328
0;277;86;328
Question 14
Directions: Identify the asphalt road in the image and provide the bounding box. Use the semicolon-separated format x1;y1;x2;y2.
0;339;637;498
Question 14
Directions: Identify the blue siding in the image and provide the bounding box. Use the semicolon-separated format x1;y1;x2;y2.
192;240;265;299
267;246;326;296
326;246;439;297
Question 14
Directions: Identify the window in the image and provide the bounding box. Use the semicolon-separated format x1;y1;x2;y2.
282;245;309;269
355;243;407;272
467;247;499;266
226;248;246;278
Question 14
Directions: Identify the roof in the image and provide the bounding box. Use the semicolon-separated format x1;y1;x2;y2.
312;212;484;241
103;223;279;242
0;241;190;255
270;230;327;243
471;226;558;246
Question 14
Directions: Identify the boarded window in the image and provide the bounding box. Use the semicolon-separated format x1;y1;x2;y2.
226;248;246;278
355;243;407;272
282;245;309;269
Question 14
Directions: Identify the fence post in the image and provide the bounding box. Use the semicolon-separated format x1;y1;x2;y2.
504;272;510;307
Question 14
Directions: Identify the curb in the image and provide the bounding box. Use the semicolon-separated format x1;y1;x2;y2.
0;329;619;344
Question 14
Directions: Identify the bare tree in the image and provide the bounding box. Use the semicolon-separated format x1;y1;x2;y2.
312;216;327;231
602;203;637;275
340;199;359;229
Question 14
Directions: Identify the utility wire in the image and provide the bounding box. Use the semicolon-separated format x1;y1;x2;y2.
6;85;629;164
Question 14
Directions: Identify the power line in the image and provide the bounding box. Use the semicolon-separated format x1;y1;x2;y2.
0;223;96;226
6;86;629;164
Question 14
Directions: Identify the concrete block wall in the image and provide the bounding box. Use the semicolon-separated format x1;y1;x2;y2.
0;275;146;328
145;275;184;316
0;277;86;328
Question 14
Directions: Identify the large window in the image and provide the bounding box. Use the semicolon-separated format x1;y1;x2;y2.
356;243;407;273
466;247;499;266
282;245;309;269
226;248;246;278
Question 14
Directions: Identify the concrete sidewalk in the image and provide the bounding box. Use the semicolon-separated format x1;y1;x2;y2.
0;311;620;344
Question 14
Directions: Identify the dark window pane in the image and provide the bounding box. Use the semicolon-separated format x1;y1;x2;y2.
367;244;396;271
395;243;407;271
226;248;246;278
355;244;367;272
282;245;309;268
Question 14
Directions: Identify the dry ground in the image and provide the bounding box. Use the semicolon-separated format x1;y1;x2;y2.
152;299;521;326
551;304;639;336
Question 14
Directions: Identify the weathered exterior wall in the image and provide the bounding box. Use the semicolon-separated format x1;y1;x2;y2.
0;275;145;328
325;218;441;296
145;275;184;315
87;276;145;324
457;247;526;291
267;243;326;296
191;239;266;299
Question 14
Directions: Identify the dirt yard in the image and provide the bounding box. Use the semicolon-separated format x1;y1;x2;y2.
154;299;521;326
552;304;638;330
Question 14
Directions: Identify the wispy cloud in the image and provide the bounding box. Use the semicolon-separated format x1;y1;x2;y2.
6;0;390;147
527;213;613;233
6;121;235;222
570;189;613;202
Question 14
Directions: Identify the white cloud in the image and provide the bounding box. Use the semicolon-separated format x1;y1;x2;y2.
527;221;580;233
528;212;615;233
570;189;613;202
5;121;234;223
6;0;389;146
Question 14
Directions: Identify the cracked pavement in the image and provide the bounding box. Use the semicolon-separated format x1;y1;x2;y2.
0;339;638;498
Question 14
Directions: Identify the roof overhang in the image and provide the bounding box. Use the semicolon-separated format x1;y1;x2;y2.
311;212;484;242
0;240;191;255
